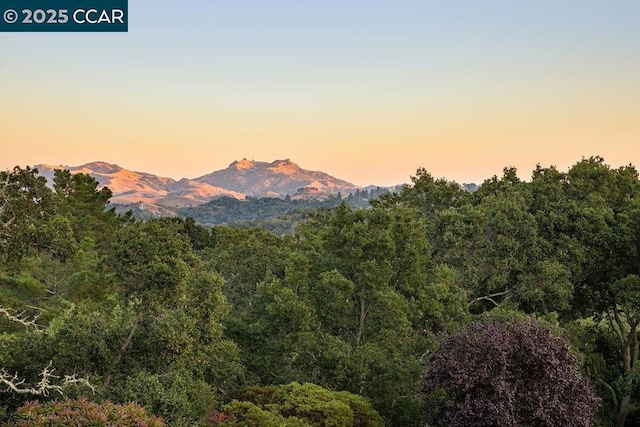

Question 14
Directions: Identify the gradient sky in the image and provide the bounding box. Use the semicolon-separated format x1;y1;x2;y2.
2;1;639;186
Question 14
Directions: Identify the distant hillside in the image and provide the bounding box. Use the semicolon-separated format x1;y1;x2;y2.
35;162;244;207
31;160;476;227
194;159;359;197
177;187;392;234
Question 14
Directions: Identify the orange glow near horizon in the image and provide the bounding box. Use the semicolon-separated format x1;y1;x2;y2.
3;74;637;187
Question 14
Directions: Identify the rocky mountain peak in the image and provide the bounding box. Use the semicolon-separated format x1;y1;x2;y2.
82;161;123;174
230;158;255;170
194;159;359;197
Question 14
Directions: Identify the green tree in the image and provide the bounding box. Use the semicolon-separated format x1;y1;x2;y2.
560;158;640;425
202;226;291;311
373;167;470;217
102;219;197;388
231;276;318;384
52;170;118;252
0;167;54;266
291;205;466;423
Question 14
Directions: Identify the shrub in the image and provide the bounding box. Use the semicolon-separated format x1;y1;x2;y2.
207;382;384;426
8;397;163;426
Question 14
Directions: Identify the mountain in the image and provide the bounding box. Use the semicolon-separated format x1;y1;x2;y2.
30;159;477;227
33;159;362;220
194;159;359;197
35;162;244;207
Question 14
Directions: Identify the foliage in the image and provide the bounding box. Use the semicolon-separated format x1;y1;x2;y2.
177;188;392;234
202;225;292;311
106;219;198;313
0;167;54;266
423;317;600;426
373;167;470;217
100;222;243;423
221;205;467;424
210;382;384;427
109;369;217;426
7;397;163;426
52;169;117;248
6;158;640;425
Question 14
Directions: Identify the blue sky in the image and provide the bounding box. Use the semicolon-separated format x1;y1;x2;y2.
2;1;639;185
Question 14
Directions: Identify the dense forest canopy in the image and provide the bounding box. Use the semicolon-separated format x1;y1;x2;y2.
0;156;638;426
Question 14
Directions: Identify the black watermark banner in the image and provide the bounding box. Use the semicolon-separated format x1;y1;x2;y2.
1;0;127;32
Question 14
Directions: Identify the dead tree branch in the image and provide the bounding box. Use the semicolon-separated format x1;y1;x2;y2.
0;362;95;397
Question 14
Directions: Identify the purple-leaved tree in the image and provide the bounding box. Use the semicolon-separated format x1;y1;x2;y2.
423;317;600;426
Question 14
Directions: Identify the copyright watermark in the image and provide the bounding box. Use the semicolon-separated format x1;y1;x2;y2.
1;1;127;32
3;9;18;24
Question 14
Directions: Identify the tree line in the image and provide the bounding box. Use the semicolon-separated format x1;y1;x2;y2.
176;186;397;234
0;156;637;425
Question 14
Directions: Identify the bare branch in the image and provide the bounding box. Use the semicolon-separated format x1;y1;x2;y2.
468;290;509;308
0;173;16;228
0;305;43;332
1;304;95;397
0;362;95;397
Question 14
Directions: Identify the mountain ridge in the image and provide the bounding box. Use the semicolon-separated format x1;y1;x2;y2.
194;158;359;197
34;159;361;208
35;161;245;207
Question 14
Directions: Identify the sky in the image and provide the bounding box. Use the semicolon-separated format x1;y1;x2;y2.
2;1;639;186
